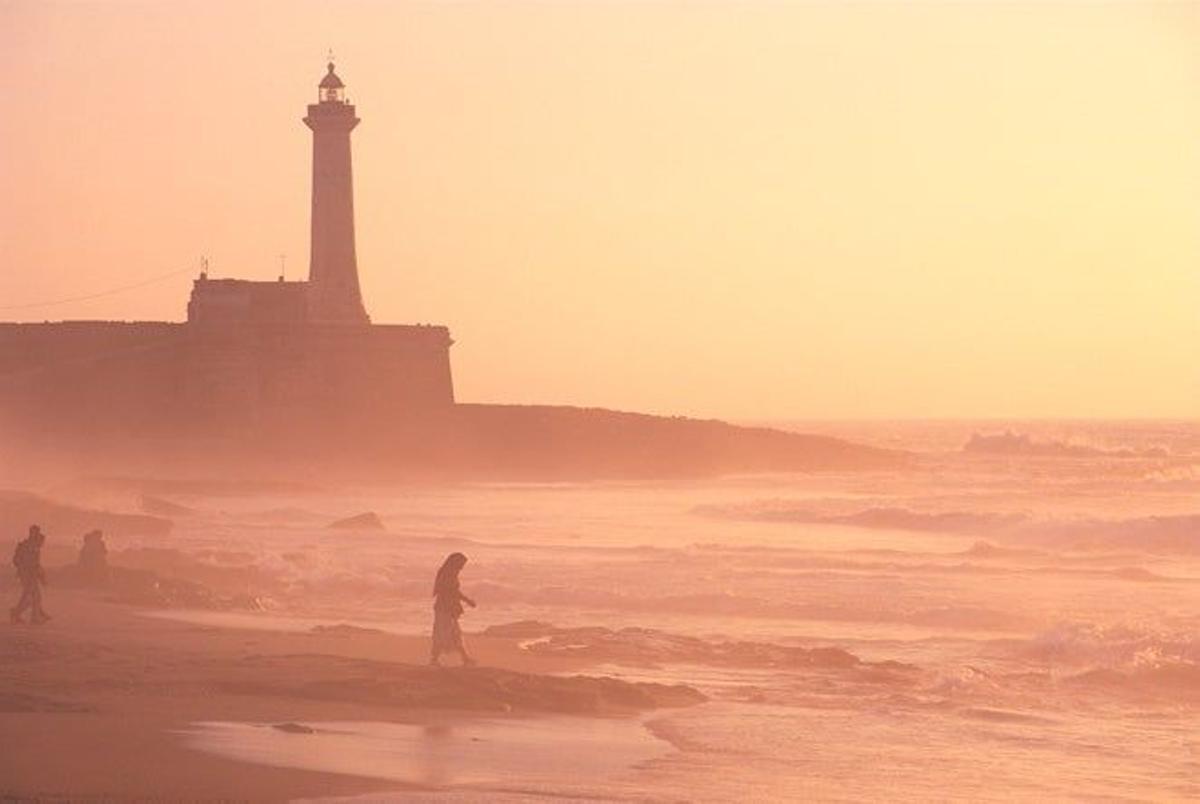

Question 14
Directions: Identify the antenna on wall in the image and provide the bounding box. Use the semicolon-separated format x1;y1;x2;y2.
278;253;287;282
200;255;209;280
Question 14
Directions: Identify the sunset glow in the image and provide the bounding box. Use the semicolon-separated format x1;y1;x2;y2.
4;1;1195;419
3;4;1200;803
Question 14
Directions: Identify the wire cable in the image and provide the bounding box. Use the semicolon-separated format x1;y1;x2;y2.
0;266;195;311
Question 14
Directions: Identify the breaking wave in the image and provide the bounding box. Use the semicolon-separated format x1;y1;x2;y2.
1020;621;1200;668
962;430;1175;459
484;620;868;669
699;503;1200;554
468;587;1033;632
1018;622;1200;699
695;503;1030;538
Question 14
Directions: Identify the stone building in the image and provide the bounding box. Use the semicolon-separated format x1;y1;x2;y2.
0;64;454;442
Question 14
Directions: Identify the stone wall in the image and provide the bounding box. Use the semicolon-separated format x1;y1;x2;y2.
0;322;185;436
183;322;454;435
0;320;455;442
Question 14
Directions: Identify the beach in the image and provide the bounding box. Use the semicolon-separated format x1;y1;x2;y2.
1;420;1198;801
0;591;698;801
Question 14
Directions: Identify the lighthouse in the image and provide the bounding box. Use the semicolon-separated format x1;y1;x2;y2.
304;62;370;324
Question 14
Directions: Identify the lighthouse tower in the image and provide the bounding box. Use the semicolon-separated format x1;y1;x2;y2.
304;63;369;324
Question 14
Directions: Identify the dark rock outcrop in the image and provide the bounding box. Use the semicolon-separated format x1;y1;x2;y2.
219;654;705;714
327;511;386;531
0;491;171;542
442;404;908;479
139;495;197;517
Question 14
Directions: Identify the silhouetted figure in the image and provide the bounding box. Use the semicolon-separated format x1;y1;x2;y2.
78;529;109;584
11;525;50;625
430;552;476;666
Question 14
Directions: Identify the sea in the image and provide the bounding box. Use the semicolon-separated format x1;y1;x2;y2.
120;420;1199;800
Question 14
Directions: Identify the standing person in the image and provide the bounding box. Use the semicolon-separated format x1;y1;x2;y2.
430;552;476;667
11;525;50;625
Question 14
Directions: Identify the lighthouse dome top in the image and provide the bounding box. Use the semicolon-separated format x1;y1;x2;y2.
319;62;344;89
318;63;345;103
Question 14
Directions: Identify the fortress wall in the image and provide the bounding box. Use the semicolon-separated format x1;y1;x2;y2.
181;322;454;437
332;324;455;411
0;322;185;436
0;320;454;445
181;326;267;427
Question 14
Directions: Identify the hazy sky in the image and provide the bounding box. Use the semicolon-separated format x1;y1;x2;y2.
2;1;1196;420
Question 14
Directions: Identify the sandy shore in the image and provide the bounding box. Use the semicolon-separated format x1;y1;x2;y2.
0;590;701;802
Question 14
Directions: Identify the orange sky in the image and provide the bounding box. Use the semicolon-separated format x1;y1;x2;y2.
1;2;1196;420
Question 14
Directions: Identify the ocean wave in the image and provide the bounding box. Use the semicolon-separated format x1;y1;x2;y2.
922;665;1008;697
958;706;1059;725
1066;663;1200;698
1012;622;1200;699
914;625;1200;705
697;503;1026;534
962;431;1172;459
1139;463;1200;489
472;586;1032;631
1019;515;1200;554
483;621;921;690
699;503;1200;554
1020;621;1200;668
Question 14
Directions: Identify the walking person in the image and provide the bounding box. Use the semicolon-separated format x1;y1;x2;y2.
11;525;50;625
430;552;476;667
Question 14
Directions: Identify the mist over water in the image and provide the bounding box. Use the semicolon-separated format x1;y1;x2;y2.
105;421;1200;800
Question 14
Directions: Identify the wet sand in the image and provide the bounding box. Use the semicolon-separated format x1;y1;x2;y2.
0;590;699;801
